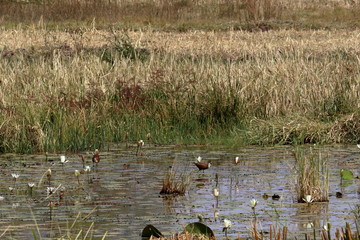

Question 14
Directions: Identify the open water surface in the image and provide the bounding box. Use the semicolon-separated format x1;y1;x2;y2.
0;145;359;239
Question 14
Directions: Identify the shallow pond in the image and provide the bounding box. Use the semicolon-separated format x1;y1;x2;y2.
0;145;359;239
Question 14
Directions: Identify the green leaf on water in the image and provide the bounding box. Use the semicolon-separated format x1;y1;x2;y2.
141;224;163;239
183;222;215;238
340;169;354;180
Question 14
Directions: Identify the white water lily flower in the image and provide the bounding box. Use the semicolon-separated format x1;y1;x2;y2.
11;173;20;179
12;203;20;208
224;219;232;228
47;187;55;196
28;183;35;188
75;170;80;177
304;222;314;229
213;188;219;197
196;156;202;162
250;199;258;208
303;195;313;203
84;166;91;173
8;187;14;192
357;144;360;149
323;223;331;231
138;140;144;146
60;155;68;163
235;157;239;164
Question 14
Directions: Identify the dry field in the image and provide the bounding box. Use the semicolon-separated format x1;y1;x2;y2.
0;27;359;152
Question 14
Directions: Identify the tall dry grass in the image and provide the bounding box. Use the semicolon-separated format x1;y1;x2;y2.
0;28;359;152
293;148;329;202
0;0;360;30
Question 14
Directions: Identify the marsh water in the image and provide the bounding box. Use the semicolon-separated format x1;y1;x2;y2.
0;145;359;239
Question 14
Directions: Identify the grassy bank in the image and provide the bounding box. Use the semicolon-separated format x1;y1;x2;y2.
0;28;359;153
1;0;360;31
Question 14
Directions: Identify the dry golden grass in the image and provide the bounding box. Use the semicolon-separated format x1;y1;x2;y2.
160;167;191;195
0;27;359;152
1;0;360;30
293;148;329;202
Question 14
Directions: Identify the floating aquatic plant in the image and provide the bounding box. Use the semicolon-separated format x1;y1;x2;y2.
47;187;55;197
250;199;259;223
213;188;219;197
28;183;35;196
11;173;19;188
60;155;68;163
75;170;81;185
340;168;354;180
303;195;314;205
223;219;232;239
136;140;144;156
84;165;91;183
184;222;215;239
46;168;52;186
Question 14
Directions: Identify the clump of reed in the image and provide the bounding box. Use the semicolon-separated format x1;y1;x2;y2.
160;167;191;195
293;148;329;203
249;223;359;240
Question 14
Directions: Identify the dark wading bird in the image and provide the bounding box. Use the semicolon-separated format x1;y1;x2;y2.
92;149;100;167
194;157;211;172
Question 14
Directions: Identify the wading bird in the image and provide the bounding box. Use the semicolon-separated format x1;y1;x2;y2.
92;149;100;167
194;161;211;172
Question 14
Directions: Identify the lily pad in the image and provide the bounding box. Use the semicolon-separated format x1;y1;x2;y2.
183;222;215;239
340;169;354;180
141;225;163;239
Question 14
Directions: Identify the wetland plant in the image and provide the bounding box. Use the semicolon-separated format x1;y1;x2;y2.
11;173;19;188
27;183;35;196
85;165;91;184
47;187;55;197
60;155;68;164
124;132;129;148
213;188;219;207
294;148;329;203
46;168;52;186
75;170;81;185
160;167;191;195
250;199;259;223
303;195;314;206
213;188;219;197
60;155;68;171
79;154;85;168
223;219;232;239
136;139;144;156
49;200;54;220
